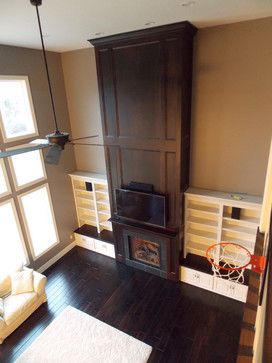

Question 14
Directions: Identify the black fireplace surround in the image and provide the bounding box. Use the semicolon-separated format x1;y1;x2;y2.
123;228;169;278
110;217;179;281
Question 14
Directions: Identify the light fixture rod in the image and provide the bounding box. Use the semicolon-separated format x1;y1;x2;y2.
34;3;59;133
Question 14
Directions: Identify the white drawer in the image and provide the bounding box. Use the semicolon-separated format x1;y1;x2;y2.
213;277;248;302
75;234;95;251
180;267;213;292
180;267;248;302
94;239;115;259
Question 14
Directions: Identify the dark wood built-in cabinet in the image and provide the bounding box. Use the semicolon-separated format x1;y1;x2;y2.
89;22;197;280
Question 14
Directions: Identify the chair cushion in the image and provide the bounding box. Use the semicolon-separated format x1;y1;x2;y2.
3;292;37;326
11;270;34;295
0;298;4;317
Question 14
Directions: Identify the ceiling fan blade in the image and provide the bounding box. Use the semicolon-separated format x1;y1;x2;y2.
69;134;99;142
0;142;50;159
69;142;104;147
30;138;49;145
44;144;62;165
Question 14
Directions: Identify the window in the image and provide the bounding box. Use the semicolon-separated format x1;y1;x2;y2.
9;149;46;189
19;185;59;259
0;75;59;273
0;160;10;197
0;200;27;276
0;76;38;142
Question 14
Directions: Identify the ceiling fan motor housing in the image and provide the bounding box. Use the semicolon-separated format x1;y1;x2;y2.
46;131;70;149
30;0;42;6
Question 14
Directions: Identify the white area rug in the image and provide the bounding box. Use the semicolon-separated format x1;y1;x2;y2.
15;305;152;363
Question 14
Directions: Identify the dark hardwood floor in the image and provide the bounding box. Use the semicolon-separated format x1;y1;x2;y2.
0;247;244;362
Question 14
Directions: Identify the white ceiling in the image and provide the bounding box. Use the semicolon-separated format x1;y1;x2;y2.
1;0;272;52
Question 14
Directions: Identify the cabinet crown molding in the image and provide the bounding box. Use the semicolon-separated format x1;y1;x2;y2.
89;20;197;47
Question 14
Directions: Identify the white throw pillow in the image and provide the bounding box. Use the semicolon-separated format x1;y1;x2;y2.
11;269;34;295
0;297;4;317
0;264;23;298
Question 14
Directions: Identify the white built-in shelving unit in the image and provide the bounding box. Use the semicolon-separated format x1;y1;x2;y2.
69;171;115;259
69;171;112;233
180;188;263;302
184;188;262;259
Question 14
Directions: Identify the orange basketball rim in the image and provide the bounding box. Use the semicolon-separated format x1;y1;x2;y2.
206;242;266;274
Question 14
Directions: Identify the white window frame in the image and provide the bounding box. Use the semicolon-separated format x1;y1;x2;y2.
8;149;47;191
18;183;60;260
0;75;39;143
0;159;11;198
0;198;29;266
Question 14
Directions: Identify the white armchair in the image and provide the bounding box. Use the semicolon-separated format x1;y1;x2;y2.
0;268;47;344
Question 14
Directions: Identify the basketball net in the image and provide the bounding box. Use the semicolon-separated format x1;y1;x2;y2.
206;242;266;284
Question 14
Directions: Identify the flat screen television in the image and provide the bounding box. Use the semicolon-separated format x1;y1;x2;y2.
115;188;166;228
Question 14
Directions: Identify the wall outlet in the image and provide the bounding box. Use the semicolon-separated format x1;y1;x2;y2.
70;234;74;241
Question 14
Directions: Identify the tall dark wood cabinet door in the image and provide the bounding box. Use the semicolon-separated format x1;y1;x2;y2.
89;22;197;256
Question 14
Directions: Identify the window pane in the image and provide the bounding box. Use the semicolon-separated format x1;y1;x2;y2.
20;185;58;257
0;200;27;276
0;160;9;195
10;150;45;188
0;78;37;140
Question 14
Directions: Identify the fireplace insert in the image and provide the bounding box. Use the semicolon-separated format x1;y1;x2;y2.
130;237;160;267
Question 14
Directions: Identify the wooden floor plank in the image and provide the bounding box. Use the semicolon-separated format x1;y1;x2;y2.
0;247;244;362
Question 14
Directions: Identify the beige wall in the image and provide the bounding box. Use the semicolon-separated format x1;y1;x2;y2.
61;17;272;196
0;44;77;270
191;17;272;195
61;48;106;174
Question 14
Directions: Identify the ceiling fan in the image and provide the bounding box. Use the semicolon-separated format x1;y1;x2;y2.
0;0;101;165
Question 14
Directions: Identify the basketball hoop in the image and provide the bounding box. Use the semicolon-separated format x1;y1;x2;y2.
206;242;266;284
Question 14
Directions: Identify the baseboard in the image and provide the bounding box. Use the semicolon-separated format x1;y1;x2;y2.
37;241;76;273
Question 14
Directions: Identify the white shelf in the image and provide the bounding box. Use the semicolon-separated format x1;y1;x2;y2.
75;190;93;197
78;210;96;219
75;193;93;201
187;216;218;227
223;214;259;227
222;228;256;242
74;185;89;191
222;224;257;237
76;195;94;202
184;187;262;261
70;171;112;233
78;206;96;213
186;242;209;257
76;200;94;209
187;228;217;241
187;205;219;215
95;190;108;195
221;235;255;253
69;171;108;184
98;210;110;216
186;187;263;206
79;218;97;226
96;198;110;206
